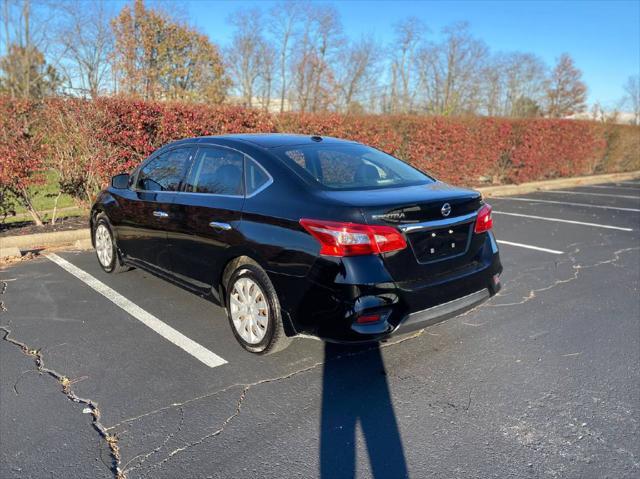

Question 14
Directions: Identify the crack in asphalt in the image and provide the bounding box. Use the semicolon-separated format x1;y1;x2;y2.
120;331;423;476
0;279;125;479
3;239;636;477
483;246;638;311
102;246;639;476
120;406;186;473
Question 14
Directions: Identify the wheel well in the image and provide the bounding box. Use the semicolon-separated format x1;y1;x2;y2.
219;255;259;303
89;209;102;247
218;254;297;337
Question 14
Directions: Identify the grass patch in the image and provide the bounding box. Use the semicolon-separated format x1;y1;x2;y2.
12;171;77;214
3;207;87;224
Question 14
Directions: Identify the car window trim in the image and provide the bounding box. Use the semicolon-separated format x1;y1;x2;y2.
183;144;246;197
131;144;196;194
181;142;273;199
129;142;274;199
244;156;274;198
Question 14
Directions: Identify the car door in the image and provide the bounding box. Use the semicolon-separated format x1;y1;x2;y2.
114;146;194;272
166;145;246;290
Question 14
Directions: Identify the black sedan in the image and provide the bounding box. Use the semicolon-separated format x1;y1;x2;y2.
90;134;502;354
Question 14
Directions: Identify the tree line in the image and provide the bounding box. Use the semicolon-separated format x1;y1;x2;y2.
0;0;638;123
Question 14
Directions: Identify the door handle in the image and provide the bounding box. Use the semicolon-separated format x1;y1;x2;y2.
209;221;232;231
153;210;169;218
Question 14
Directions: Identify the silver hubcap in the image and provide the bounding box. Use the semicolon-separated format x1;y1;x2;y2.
95;224;113;268
229;277;269;344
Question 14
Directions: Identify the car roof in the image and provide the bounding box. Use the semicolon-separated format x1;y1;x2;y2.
190;133;358;149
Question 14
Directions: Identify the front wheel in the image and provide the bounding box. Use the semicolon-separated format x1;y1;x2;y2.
225;263;291;354
93;215;130;274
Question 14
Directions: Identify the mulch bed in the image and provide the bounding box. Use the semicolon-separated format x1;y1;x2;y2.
0;215;89;237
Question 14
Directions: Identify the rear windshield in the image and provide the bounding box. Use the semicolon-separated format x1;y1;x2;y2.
273;143;433;190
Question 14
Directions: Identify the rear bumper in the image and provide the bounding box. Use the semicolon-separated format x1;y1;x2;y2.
270;233;502;343
393;287;493;335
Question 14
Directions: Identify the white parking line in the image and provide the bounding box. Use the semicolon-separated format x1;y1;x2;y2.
493;211;634;231
543;190;640;200
580;185;640;191
496;240;563;255
46;253;227;368
497;197;640;213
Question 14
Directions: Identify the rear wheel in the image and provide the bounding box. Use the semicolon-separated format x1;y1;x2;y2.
225;263;291;354
94;215;129;274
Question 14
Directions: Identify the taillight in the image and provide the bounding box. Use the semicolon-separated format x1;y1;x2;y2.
299;218;407;257
356;314;381;324
475;204;493;233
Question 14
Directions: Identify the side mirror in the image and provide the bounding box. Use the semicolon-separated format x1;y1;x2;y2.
111;173;130;189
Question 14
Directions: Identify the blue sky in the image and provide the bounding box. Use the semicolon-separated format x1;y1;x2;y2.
135;1;640;108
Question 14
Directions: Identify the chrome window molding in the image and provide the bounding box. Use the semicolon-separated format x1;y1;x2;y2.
244;157;274;198
130;144;195;194
127;141;274;199
173;191;244;199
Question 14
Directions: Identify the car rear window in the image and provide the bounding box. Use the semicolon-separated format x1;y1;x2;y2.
273;143;433;190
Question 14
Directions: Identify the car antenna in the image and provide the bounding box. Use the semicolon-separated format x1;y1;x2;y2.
310;135;323;142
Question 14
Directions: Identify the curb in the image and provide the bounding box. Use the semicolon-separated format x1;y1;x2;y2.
73;238;93;250
0;246;21;259
0;228;90;253
476;171;640;197
0;170;638;254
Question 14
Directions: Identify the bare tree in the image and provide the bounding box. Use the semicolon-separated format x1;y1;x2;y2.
417;22;488;115
336;36;379;113
481;52;546;116
545;53;587;118
623;75;639;125
480;55;505;116
290;15;313;112
54;0;114;98
290;3;342;112
257;40;276;111
309;4;342;112
225;8;265;107
2;0;11;56
269;0;302;112
390;17;424;113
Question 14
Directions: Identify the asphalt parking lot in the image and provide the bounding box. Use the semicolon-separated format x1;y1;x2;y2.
1;181;639;479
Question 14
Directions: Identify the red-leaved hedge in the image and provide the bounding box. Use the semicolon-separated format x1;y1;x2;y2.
1;96;638;217
276;113;614;184
0;98;48;223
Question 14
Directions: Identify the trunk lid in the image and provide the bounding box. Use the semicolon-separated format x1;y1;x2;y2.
317;181;485;283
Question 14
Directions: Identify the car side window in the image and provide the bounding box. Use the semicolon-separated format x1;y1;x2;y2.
137;147;192;191
245;158;271;196
186;147;244;195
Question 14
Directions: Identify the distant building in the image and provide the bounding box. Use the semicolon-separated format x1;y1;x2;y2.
227;96;292;113
567;110;638;125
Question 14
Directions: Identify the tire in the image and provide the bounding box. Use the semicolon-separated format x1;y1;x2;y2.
225;263;291;354
93;214;130;274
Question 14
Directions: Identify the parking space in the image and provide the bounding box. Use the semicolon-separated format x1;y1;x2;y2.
539;189;640;200
490;186;640;231
2;181;639;478
566;184;640;195
1;253;326;427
